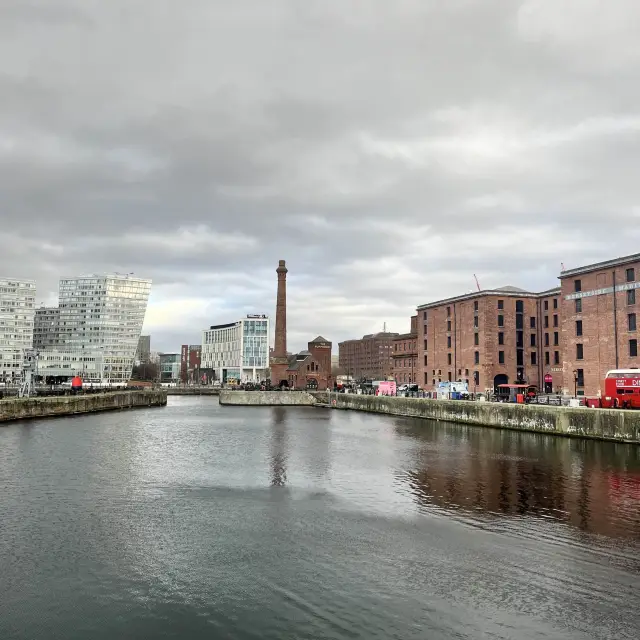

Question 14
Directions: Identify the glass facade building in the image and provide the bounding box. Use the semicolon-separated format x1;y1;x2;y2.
34;306;60;349
159;353;181;382
38;274;151;383
202;315;269;383
0;278;36;382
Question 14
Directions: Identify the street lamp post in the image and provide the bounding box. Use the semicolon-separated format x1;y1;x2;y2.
573;369;578;398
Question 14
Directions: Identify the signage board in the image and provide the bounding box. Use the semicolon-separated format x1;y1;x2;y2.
616;378;640;388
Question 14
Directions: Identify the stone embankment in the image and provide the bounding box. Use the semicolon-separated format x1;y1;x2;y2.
166;388;220;395
312;393;640;444
219;390;317;406
0;390;167;424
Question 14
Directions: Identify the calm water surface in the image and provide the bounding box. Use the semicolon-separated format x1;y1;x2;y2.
1;397;639;639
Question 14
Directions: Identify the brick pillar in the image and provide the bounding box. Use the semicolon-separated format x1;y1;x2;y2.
270;260;289;385
274;260;287;358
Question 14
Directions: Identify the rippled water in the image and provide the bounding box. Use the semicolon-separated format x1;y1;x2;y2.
1;397;638;639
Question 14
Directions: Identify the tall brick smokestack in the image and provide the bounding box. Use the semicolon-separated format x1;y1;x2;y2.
274;260;287;358
270;260;289;386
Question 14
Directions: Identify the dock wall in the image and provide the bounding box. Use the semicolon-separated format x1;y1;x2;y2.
166;388;220;395
312;393;640;443
219;390;317;406
0;390;167;424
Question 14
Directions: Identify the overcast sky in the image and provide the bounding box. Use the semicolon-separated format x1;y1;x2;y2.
1;0;639;353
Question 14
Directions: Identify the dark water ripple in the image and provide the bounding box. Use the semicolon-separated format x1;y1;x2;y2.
0;397;638;639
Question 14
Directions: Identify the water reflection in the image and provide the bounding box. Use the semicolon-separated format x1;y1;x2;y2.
270;407;287;486
397;418;640;540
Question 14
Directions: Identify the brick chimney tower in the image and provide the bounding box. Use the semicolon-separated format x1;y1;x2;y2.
270;259;289;386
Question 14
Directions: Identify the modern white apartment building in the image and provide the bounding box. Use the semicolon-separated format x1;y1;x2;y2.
201;315;269;383
37;274;151;383
0;278;36;382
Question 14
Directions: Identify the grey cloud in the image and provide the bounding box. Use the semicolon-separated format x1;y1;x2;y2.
1;0;639;352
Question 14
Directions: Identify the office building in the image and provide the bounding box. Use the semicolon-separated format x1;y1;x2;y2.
201;315;270;383
159;353;181;382
0;278;36;382
37;274;151;383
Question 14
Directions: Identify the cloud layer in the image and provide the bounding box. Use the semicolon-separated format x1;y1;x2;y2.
2;0;639;351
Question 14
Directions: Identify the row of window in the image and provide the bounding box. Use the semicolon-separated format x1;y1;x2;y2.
441;298;560;319
426;282;639;328
444;313;561;331
574;314;637;335
394;342;416;351
575;340;638;359
427;371;481;386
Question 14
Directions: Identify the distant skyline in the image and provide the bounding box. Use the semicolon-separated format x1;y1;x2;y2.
2;1;640;353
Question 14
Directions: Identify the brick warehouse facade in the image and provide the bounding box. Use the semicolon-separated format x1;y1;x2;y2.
560;253;640;397
392;316;417;384
417;287;562;395
180;344;201;384
410;251;640;398
338;332;398;380
286;336;333;390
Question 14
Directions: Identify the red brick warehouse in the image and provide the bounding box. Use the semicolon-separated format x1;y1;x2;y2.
560;253;640;397
416;286;562;395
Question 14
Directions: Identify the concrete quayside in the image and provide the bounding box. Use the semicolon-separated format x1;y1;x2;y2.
0;389;167;424
165;387;220;395
220;390;640;443
219;390;317;406
316;392;640;444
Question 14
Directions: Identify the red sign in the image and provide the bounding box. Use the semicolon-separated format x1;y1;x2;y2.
544;374;553;383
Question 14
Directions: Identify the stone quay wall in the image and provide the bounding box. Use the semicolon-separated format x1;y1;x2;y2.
0;390;167;424
166;388;220;395
312;393;640;444
219;390;317;406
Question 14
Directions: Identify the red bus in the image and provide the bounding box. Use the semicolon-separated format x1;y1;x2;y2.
586;369;640;409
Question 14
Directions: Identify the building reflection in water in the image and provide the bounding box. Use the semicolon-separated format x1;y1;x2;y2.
270;407;288;486
299;409;332;482
397;418;640;540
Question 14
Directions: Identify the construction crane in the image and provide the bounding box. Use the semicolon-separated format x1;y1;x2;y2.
473;274;481;292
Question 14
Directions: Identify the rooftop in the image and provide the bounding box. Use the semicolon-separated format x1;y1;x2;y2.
417;286;551;310
393;332;417;340
559;252;640;278
494;285;529;293
208;321;239;331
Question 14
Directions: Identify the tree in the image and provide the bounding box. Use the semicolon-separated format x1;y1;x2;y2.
331;364;346;377
131;362;160;381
